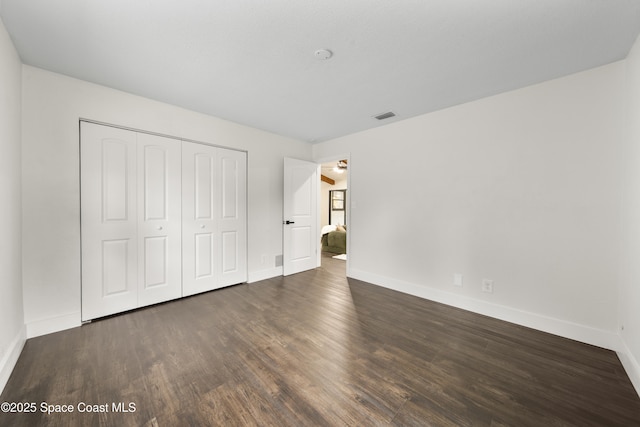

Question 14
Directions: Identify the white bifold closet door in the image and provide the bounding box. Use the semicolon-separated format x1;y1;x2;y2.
216;149;247;287
136;133;182;307
182;143;247;296
81;124;138;320
81;121;247;321
81;123;182;321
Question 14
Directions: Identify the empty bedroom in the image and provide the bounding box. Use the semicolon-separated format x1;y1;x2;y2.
2;1;640;426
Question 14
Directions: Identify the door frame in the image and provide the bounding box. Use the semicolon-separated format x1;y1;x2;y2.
315;153;351;275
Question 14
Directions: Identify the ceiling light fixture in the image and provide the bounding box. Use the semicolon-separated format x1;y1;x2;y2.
314;48;333;60
333;159;348;173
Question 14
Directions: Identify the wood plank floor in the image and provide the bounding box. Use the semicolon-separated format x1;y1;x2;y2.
2;253;639;426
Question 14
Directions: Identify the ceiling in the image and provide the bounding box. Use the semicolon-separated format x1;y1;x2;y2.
2;1;640;143
321;160;348;183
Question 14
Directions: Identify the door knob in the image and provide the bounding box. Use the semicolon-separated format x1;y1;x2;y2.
283;220;295;225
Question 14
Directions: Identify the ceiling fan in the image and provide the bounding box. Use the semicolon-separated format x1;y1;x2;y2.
334;160;348;172
321;159;348;174
320;159;348;185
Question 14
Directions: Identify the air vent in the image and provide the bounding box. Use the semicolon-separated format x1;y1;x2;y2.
374;111;396;121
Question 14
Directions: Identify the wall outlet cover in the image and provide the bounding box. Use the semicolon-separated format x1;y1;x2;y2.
482;279;494;293
454;274;463;287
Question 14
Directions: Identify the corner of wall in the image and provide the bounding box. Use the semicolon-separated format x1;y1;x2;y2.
0;13;26;398
25;312;81;339
618;340;640;398
619;29;640;400
0;324;26;395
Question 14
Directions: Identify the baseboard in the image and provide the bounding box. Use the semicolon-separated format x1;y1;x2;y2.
348;268;620;351
26;312;81;339
248;266;283;283
0;325;26;395
618;340;640;398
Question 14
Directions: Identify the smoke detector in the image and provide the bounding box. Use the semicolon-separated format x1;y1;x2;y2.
314;49;333;60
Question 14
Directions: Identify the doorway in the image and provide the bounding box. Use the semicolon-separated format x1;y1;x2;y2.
319;157;349;273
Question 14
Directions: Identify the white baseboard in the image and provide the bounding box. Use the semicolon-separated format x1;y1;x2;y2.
348;268;620;351
26;311;81;339
618;340;640;398
248;266;283;283
0;325;26;395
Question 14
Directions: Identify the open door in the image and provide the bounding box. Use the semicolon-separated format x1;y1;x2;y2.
283;157;319;276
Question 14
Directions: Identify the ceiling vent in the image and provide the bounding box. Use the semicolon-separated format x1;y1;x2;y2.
373;111;396;121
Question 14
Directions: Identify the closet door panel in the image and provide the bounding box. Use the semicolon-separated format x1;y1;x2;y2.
217;150;247;286
195;233;214;278
81;123;138;321
101;239;132;295
137;133;182;306
221;231;238;273
182;142;218;296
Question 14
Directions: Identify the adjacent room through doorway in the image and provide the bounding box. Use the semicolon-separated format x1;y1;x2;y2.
320;159;348;271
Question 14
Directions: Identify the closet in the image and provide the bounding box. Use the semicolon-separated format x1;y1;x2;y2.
80;121;247;321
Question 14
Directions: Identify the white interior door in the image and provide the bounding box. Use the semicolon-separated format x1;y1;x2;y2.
217;149;247;286
182;142;218;296
81;123;138;321
283;157;319;276
136;133;182;307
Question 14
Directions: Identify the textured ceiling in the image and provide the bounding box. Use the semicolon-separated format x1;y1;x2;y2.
2;0;640;143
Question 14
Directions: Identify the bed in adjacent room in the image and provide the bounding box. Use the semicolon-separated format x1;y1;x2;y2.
321;224;346;254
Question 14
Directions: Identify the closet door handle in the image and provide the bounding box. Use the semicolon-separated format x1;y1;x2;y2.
284;220;295;225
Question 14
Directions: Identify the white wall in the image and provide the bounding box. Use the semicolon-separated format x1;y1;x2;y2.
314;62;627;350
619;34;640;395
0;17;25;393
21;66;311;337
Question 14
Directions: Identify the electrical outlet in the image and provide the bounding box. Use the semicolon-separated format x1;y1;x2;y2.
453;274;463;287
482;279;494;293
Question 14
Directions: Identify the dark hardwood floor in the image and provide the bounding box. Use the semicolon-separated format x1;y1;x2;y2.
2;253;639;426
